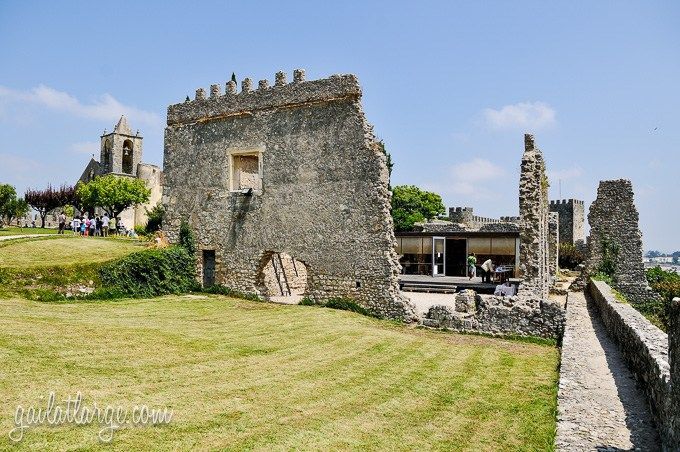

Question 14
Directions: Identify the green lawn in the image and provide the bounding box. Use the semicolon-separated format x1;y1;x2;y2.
0;295;559;450
0;226;59;236
0;236;143;268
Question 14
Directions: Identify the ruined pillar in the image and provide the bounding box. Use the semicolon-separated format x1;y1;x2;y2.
518;134;550;299
586;180;659;303
548;211;559;278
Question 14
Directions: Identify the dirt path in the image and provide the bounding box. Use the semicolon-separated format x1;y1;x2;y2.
556;291;660;450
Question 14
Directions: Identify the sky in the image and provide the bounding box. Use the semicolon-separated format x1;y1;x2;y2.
0;1;678;250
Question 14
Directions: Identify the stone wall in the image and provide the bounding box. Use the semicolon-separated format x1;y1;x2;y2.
548;211;559;277
162;69;416;320
589;280;679;450
549;199;585;246
586;180;660;304
518;134;550;298
423;291;565;340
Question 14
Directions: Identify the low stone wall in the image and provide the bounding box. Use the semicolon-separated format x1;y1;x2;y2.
423;291;565;340
588;280;679;450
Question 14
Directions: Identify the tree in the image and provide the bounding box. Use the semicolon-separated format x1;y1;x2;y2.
24;184;74;228
645;250;663;258
77;175;150;220
145;203;165;233
0;184;18;226
391;185;446;232
4;198;29;225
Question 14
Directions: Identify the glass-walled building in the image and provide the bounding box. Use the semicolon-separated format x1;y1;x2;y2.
395;231;520;277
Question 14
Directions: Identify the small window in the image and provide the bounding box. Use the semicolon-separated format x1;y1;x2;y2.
229;149;263;192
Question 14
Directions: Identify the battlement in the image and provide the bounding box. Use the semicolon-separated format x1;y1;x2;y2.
451;207;473;214
449;207;518;225
500;216;520;223
167;69;362;126
549;199;584;206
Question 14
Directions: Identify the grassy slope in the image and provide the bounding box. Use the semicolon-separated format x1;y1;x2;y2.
0;236;142;268
0;226;58;236
0;236;144;300
0;296;558;451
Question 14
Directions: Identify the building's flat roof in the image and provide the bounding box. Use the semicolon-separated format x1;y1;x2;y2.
395;230;519;238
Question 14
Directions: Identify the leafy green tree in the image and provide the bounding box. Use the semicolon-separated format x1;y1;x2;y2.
391;185;446;232
0;184;18;225
4;198;29;225
76;175;150;220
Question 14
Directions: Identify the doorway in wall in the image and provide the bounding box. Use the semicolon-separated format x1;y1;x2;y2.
445;239;467;276
202;250;216;287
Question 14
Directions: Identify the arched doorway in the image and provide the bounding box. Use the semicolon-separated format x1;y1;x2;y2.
122;139;134;174
259;252;309;304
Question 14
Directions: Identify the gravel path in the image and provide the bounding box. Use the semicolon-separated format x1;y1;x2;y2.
556;291;660;451
0;235;35;241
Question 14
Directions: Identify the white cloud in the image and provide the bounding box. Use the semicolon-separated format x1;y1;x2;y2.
483;101;556;131
70;141;100;155
448;158;506;196
0;85;161;128
548;166;583;182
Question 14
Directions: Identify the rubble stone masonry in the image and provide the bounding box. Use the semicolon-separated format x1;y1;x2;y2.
518;134;550;298
162;70;416;320
586;179;660;304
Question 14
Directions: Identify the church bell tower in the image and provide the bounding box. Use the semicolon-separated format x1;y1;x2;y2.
99;116;143;175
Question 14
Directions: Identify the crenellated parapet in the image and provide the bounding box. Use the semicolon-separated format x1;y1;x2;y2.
549;199;584;206
167;69;362;126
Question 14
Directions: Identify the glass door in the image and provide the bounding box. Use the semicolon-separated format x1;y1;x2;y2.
432;237;445;276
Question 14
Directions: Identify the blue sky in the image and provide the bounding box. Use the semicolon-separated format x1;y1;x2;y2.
1;1;678;250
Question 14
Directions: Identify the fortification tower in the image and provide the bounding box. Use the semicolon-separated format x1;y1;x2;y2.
99;116;143;175
549;199;585;246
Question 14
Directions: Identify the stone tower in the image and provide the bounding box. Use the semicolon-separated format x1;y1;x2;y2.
549;199;585;246
99;116;143;175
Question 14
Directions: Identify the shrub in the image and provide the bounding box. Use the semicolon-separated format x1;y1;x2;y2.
558;243;585;270
644;266;680;331
96;246;198;298
597;237;620;282
179;220;196;256
299;297;372;316
145;203;164;234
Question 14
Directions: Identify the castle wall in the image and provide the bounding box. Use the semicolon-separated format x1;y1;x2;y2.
518;134;550;298
586;179;660;303
162;70;416;320
589;280;679;450
549;211;559;276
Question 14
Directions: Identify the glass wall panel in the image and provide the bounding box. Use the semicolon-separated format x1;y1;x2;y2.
468;237;491;254
491;237;516;255
401;237;422;254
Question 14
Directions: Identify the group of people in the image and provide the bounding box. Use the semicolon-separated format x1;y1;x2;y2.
466;253;495;283
58;212;117;237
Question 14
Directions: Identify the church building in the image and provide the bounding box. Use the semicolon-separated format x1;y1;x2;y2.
78;116;163;229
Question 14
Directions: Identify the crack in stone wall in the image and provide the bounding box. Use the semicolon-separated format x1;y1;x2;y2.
162;69;416;320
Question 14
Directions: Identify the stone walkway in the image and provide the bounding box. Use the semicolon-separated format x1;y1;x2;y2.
556;291;660;451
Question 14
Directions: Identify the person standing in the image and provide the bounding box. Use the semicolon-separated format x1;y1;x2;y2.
80;217;87;236
101;213;109;237
57;212;66;234
73;217;81;236
481;258;494;284
89;217;96;237
467;253;477;280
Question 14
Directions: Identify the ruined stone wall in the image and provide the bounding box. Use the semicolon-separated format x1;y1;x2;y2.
518;134;550;298
423;293;565;340
162;69;416;320
134;163;163;227
589;281;679;450
669;297;680;449
586;180;660;304
549;211;559;277
549;199;585;246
